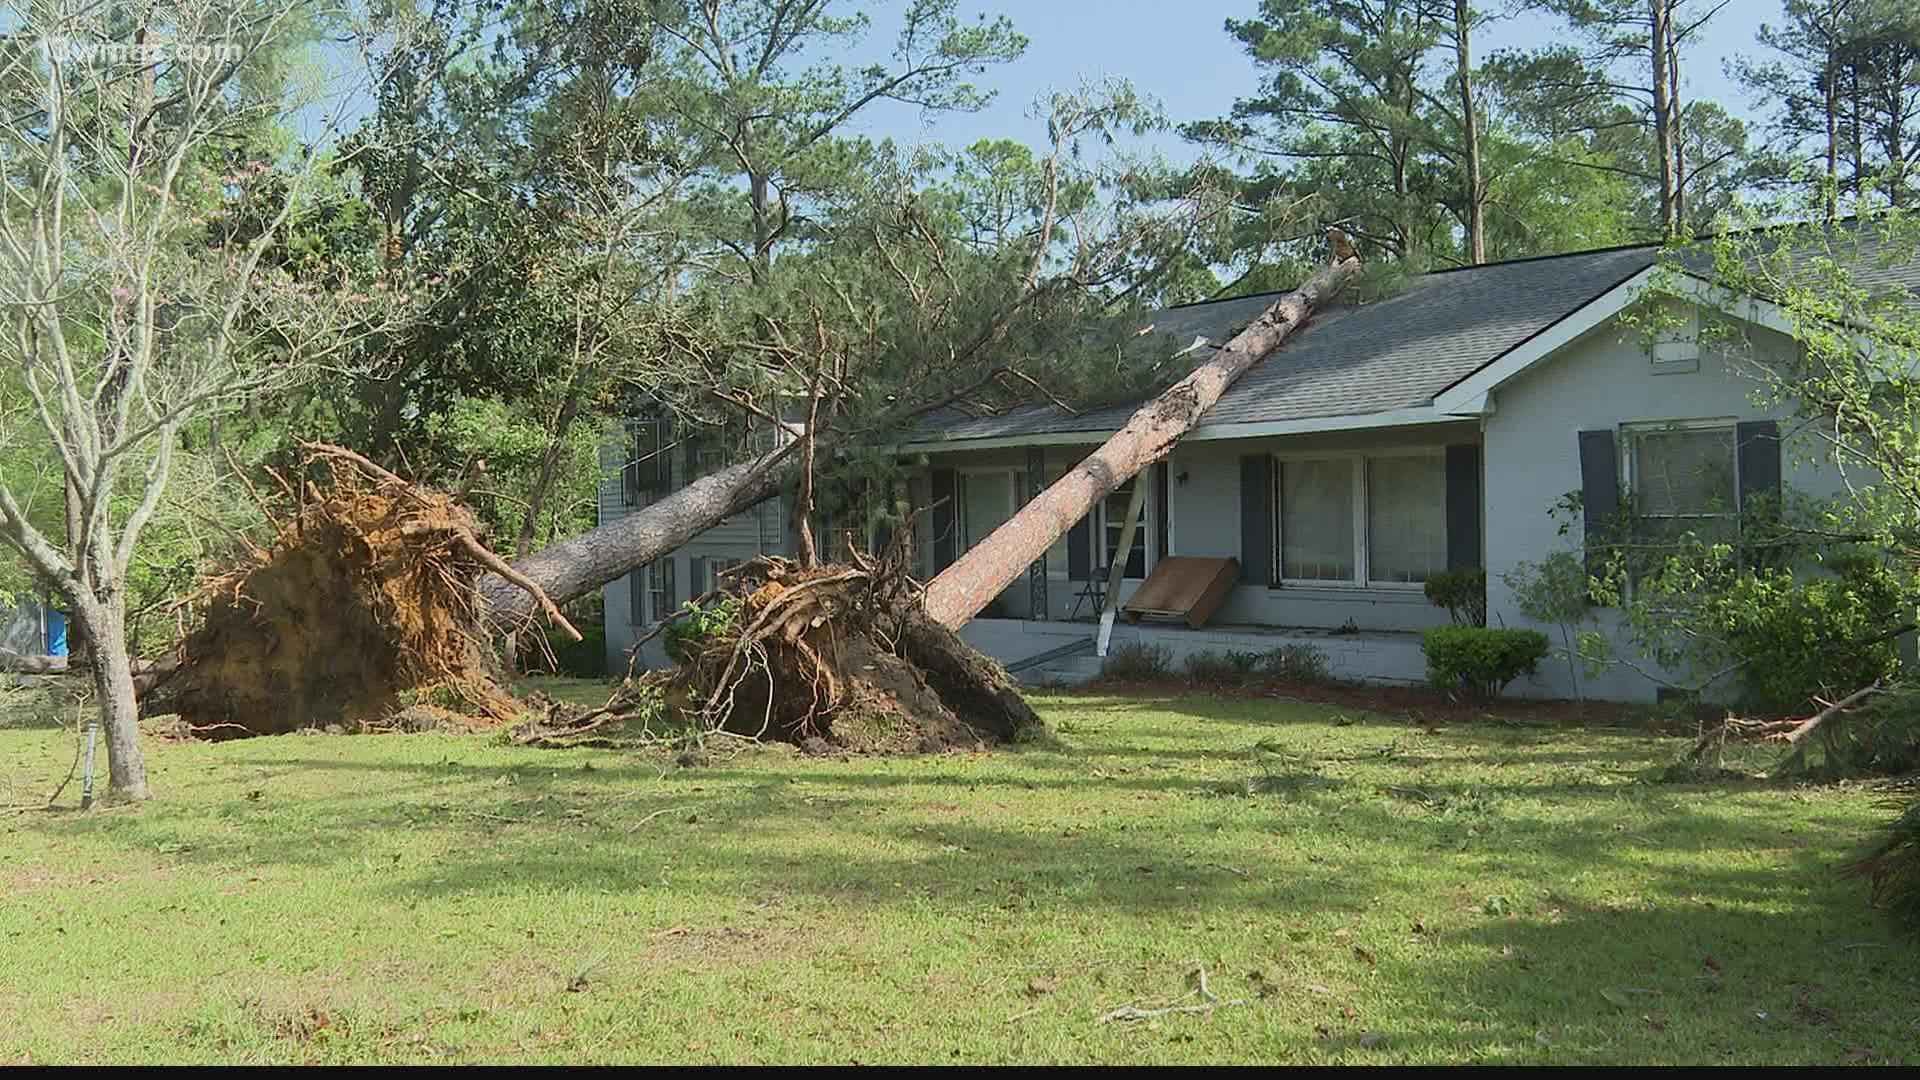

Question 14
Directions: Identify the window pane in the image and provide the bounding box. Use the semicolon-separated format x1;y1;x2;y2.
1103;478;1147;579
1280;459;1354;581
961;472;1014;550
1634;428;1735;516
1368;456;1446;583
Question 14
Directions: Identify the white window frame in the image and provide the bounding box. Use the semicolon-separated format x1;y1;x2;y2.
956;466;1078;581
647;559;675;624
1620;417;1741;529
1271;449;1448;591
1093;473;1155;582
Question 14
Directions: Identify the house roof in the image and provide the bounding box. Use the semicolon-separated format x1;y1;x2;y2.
906;223;1920;450
909;243;1664;447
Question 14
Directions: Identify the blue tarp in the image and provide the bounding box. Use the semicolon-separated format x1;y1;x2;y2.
46;609;66;656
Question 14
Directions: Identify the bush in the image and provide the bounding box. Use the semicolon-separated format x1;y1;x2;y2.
1422;625;1549;699
1183;649;1267;684
1260;643;1333;683
663;596;741;665
1103;642;1172;680
1702;558;1906;714
1424;568;1487;627
540;623;607;678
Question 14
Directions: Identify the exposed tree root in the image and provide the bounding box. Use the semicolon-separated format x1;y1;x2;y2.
156;444;569;738
511;526;1044;755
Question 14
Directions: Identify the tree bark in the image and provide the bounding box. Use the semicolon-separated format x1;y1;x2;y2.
1650;0;1679;236
921;251;1361;630
480;439;798;624
1454;0;1485;264
75;594;149;801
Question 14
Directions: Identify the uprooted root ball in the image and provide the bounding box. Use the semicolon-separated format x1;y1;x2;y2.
514;547;1045;754
164;447;534;737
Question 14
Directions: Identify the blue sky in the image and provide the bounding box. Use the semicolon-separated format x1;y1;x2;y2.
837;1;1765;161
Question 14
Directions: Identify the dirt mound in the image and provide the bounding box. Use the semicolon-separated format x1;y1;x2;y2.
166;446;542;738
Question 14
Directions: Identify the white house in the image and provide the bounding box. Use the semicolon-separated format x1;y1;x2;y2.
600;235;1915;700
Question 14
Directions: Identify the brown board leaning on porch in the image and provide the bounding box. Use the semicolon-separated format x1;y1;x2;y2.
1122;556;1240;629
921;243;1362;630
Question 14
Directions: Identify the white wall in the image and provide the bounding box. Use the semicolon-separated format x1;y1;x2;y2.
924;421;1477;632
1482;307;1840;701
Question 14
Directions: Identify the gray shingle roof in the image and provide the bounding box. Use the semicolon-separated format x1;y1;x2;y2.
908;224;1920;447
911;243;1663;444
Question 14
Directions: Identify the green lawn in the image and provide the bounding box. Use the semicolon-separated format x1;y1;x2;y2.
0;683;1912;1064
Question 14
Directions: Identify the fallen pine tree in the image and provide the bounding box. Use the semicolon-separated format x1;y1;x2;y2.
922;240;1361;629
145;447;1033;751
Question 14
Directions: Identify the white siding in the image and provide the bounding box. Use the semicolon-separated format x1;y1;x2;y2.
1481;306;1843;701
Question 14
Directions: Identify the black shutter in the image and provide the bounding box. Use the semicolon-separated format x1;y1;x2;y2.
1736;419;1782;567
1736;420;1781;513
662;558;677;611
689;557;706;598
1067;514;1091;580
1578;429;1620;588
1240;454;1273;586
1445;444;1482;569
930;468;957;572
683;422;700;485
1153;461;1171;564
629;567;647;625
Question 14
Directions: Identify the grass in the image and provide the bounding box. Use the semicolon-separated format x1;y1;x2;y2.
0;683;1913;1064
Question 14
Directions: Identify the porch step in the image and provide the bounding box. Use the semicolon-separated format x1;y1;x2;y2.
1004;636;1094;674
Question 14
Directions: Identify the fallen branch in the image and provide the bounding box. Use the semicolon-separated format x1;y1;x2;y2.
1684;683;1882;768
1097;965;1244;1024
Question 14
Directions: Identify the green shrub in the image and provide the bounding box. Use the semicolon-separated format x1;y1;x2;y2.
663;596;742;665
1422;625;1549;699
1259;643;1333;683
1702;558;1906;714
1423;568;1487;627
541;623;607;678
1182;649;1266;684
1103;642;1172;681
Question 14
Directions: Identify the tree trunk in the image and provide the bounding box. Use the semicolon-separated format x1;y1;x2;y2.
1650;0;1678;236
1454;0;1485;264
1668;35;1686;225
921;251;1361;630
480;439;798;624
76;595;149;801
1826;12;1840;222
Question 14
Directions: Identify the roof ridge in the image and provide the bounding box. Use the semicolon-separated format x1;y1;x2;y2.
1169;240;1665;313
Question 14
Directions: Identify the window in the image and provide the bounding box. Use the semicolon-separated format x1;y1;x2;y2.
1273;450;1455;587
1279;459;1355;581
1098;477;1149;579
1628;424;1737;548
700;557;740;595
693;445;728;481
646;559;675;623
1367;455;1446;583
623;419;669;505
960;471;1018;551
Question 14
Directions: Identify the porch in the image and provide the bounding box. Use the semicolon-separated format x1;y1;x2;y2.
958;616;1428;687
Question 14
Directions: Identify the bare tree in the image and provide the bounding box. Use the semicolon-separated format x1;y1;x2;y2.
0;1;399;800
